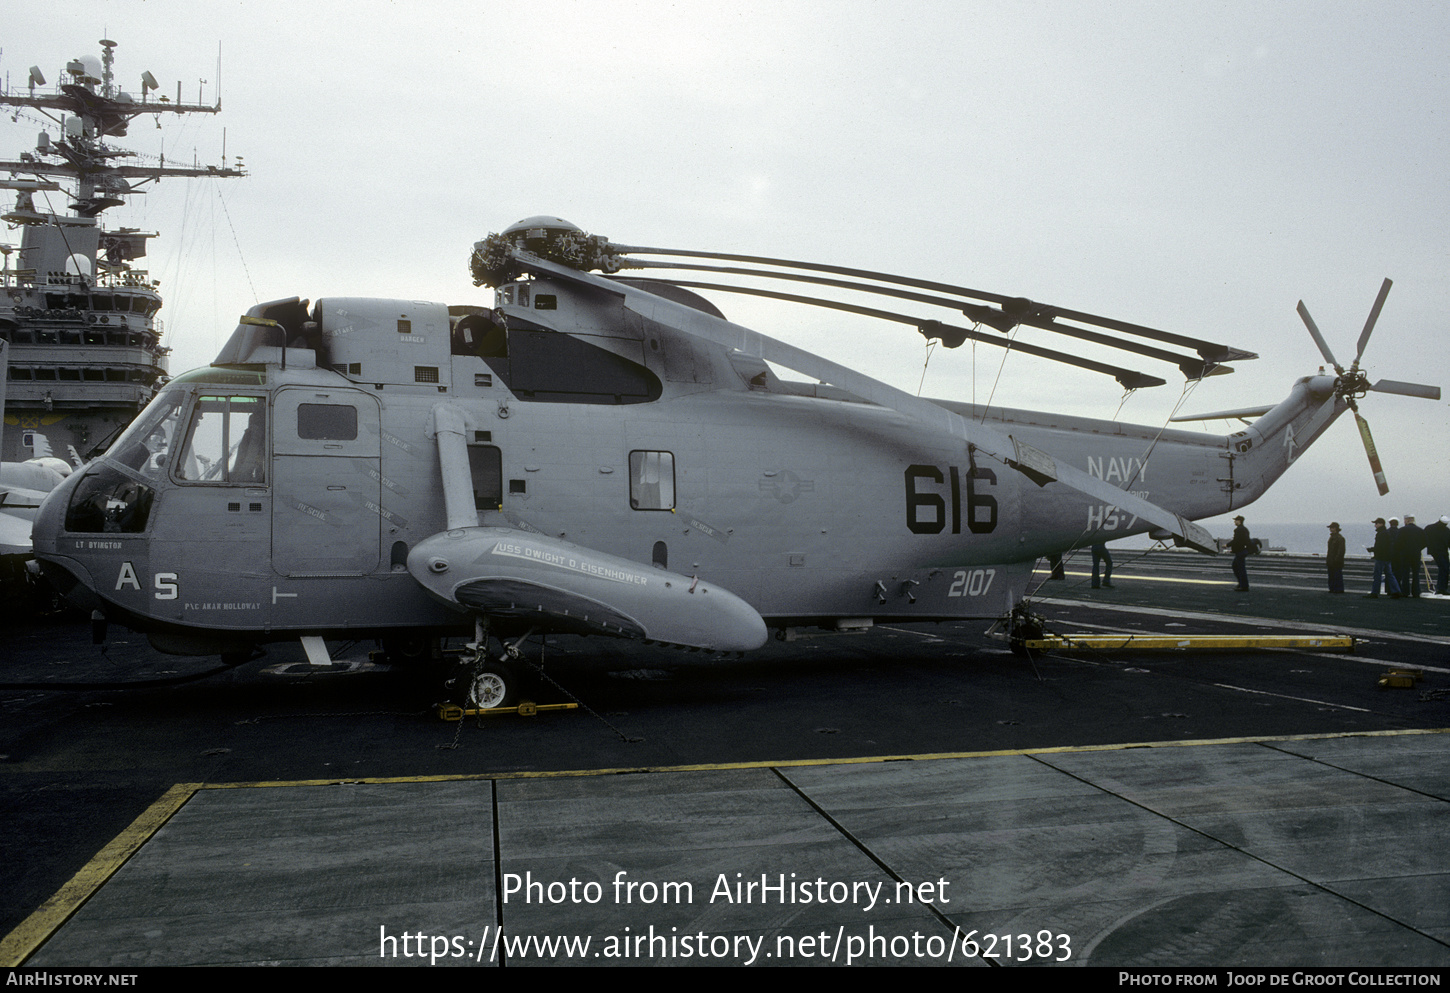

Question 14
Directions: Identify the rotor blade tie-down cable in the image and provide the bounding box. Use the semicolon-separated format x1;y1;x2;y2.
917;339;937;396
978;322;1025;423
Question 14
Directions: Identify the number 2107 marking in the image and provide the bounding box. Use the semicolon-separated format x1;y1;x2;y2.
948;569;995;598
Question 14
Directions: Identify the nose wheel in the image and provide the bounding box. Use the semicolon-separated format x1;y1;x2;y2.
465;661;518;710
435;621;587;724
449;619;533;710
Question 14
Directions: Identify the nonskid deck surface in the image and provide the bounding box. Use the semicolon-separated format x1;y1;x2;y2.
2;551;1447;967
10;734;1450;968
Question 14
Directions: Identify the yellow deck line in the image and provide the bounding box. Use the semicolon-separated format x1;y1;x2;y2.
0;782;198;967
6;726;1449;966
1062;569;1236;586
1024;633;1356;650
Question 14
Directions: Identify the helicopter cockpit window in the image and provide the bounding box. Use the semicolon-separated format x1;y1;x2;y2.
63;395;186;533
629;451;675;510
176;395;267;484
106;395;185;482
64;462;156;533
297;403;357;441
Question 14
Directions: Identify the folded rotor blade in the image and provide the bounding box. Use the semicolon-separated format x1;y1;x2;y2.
615;245;1251;365
1296;301;1342;374
1370;378;1441;400
1353;411;1390;496
1037;305;1257;365
1353;278;1392;369
638;278;1166;389
955;303;1226;375
619;259;1211;376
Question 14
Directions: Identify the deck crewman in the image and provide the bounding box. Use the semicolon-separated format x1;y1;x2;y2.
1368;518;1402;598
1396;514;1425;598
1326;522;1345;593
1230;515;1251;592
1425;516;1450;596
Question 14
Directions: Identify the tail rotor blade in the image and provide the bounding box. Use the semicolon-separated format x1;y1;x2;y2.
1371;378;1441;400
1352;277;1392;370
1297;301;1343;374
1354;411;1390;496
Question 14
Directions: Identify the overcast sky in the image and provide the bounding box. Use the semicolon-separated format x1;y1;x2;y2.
4;0;1447;537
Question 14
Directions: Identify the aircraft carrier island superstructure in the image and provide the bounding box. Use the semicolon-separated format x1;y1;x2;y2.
0;39;242;463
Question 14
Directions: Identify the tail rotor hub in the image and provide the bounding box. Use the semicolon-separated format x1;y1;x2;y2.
1297;278;1440;496
1335;370;1370;402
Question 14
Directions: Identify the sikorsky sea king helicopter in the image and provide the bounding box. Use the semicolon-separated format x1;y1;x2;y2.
30;217;1441;706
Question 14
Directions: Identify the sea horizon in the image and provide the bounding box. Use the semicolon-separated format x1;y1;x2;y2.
1112;521;1404;557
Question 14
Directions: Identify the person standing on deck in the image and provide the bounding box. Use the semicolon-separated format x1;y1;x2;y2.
1091;541;1113;589
1396;514;1425;598
1230;515;1251;592
1424;516;1450;596
1326;522;1345;594
1368;518;1401;598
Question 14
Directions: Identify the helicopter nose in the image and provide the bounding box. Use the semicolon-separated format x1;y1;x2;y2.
30;467;83;559
27;471;110;614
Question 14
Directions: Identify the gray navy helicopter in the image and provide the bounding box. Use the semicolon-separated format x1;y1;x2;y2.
29;217;1441;706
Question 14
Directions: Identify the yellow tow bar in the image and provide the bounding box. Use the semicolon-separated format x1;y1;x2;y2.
436;700;580;721
1022;633;1356;652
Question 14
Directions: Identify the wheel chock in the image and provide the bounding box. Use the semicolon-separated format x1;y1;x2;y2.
436;700;579;721
1378;669;1424;689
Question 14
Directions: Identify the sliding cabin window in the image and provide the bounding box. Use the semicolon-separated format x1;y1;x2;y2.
629;451;675;511
297;402;358;441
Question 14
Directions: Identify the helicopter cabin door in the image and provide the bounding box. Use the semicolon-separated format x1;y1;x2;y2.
271;388;382;575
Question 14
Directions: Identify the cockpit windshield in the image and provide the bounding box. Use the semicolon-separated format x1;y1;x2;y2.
63;389;188;534
105;388;186;481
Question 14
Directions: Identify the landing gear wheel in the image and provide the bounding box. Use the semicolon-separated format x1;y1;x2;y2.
1007;605;1045;657
467;662;518;710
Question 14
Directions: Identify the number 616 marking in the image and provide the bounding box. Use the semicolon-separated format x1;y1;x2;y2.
905;464;997;535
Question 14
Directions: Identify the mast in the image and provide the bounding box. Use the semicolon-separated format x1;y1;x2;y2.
0;39;244;461
0;38;244;214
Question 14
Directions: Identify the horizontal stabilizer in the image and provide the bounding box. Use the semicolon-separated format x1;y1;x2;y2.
1170;405;1275;423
